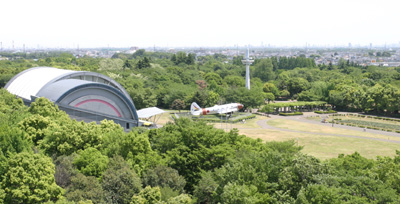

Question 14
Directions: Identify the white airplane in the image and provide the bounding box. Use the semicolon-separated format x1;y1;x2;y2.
190;102;244;116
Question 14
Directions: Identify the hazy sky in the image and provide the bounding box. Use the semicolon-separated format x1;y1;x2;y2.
1;0;399;48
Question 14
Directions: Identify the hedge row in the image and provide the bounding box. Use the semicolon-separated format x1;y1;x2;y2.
265;101;327;109
315;110;337;114
279;112;303;116
330;120;400;133
332;114;400;122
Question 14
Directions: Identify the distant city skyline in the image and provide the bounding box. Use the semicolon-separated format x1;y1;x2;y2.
1;0;399;49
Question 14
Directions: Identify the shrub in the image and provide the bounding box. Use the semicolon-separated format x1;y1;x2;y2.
314;110;337;114
279;112;303;116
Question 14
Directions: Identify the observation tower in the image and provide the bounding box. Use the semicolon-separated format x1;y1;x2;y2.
242;48;254;90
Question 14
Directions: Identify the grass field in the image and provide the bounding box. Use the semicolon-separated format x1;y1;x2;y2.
307;114;400;132
156;111;400;160
241;127;400;160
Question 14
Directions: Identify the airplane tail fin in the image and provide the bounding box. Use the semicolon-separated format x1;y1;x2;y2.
190;102;201;115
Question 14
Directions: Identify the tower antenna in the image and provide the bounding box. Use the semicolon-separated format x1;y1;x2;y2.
242;46;254;90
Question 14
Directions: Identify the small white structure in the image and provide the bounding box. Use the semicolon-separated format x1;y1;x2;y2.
137;107;166;127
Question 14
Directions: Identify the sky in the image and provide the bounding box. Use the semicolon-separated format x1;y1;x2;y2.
1;0;400;49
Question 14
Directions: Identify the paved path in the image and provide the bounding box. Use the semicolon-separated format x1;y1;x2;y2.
247;111;400;144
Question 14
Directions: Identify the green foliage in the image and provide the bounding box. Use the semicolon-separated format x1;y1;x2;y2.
102;130;163;175
225;87;265;109
40;119;120;156
99;58;124;70
4;51;400;203
148;118;247;192
194;140;302;203
19;114;51;144
171;52;195;65
221;183;269;204
279;112;303;116
0;152;64;203
338;119;400;131
253;58;275;82
279;154;329;197
314;110;337;114
102;155;142;204
142;165;186;192
65;173;105;203
193;171;219;203
131;186;161;204
170;99;186;111
204;72;223;85
287;77;310;96
136;57;151;69
262;82;279;96
74;147;109;178
265;93;275;103
54;155;77;188
224;75;245;87
28;97;62;117
205;91;220;107
295;185;341;204
263;101;327;109
164;193;192;204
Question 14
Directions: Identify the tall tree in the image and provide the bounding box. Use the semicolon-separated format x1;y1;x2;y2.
253;58;275;82
1;152;64;203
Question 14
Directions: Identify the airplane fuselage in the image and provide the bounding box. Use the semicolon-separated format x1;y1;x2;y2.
191;103;243;116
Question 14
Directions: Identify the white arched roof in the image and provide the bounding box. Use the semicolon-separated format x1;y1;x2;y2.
5;67;132;102
5;67;76;100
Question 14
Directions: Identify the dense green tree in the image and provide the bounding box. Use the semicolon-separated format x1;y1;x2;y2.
225;87;264;109
205;91;220;107
1;152;64;203
204;72;223;85
295;185;341;204
102;130;163;175
265;92;275;103
128;88;157;109
131;186;161;204
99;58;124;70
124;59;133;69
102;156;142;204
18;114;51;145
148;118;246;192
224;75;245;87
54;154;77;189
142;165;186;192
263;82;280;96
136;57;151;69
74;147;109;178
65;173;105;203
253;58;275;82
287;77;310;96
132;49;146;58
190;91;207;108
170;99;186;112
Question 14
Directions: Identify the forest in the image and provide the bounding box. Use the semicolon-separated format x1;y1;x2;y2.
1;50;400;114
1;50;400;203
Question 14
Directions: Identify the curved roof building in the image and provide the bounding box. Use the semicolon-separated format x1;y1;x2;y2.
5;67;138;129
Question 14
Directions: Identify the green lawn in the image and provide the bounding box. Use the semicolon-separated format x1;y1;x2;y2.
240;118;400;160
160;112;400;160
